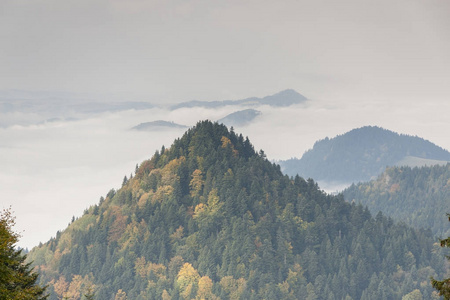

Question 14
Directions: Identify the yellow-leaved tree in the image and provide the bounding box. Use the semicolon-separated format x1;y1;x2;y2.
196;275;219;300
194;189;223;223
115;289;127;300
177;262;200;300
219;276;247;300
190;169;204;198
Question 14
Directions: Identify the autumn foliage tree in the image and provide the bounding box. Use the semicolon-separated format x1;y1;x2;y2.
177;263;200;299
0;208;48;299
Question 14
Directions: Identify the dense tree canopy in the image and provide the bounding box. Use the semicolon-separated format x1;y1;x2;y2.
0;208;48;299
344;164;450;237
28;121;446;299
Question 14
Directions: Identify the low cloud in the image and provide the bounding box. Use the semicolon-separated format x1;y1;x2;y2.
1;98;449;249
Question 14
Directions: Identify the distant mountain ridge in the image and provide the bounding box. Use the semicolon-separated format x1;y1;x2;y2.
0;90;154;115
217;109;261;127
280;126;450;185
131;120;188;131
0;89;305;128
170;89;307;110
0;91;155;127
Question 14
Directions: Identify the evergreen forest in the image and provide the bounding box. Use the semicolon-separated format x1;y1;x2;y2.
344;164;450;238
28;121;448;299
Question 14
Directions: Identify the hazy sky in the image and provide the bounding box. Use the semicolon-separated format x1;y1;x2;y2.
1;0;450;249
1;0;449;102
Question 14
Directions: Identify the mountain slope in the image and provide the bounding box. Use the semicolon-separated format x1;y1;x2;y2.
280;126;450;185
343;164;450;237
28;121;445;300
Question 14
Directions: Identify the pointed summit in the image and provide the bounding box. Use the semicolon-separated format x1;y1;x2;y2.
259;89;307;106
28;121;445;299
154;120;258;164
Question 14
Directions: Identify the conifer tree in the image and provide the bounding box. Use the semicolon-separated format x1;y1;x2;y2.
0;208;48;299
431;214;450;299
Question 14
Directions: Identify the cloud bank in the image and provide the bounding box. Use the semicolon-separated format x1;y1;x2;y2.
1;96;449;249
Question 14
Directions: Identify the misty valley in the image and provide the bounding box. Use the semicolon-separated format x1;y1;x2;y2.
1;91;449;299
3;1;450;298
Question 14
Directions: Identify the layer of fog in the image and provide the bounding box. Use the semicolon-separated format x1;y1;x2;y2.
1;97;449;249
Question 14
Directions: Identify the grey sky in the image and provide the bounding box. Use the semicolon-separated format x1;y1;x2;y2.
1;0;449;103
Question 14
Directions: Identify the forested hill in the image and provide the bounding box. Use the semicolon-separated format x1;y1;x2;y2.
29;121;446;299
280;126;450;185
343;164;450;238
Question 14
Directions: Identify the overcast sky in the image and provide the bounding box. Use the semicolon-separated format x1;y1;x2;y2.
1;0;449;103
1;0;450;248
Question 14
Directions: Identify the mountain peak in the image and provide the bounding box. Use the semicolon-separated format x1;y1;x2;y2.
253;89;307;106
135;121;258;177
280;125;450;185
217;109;261;127
27;121;445;300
